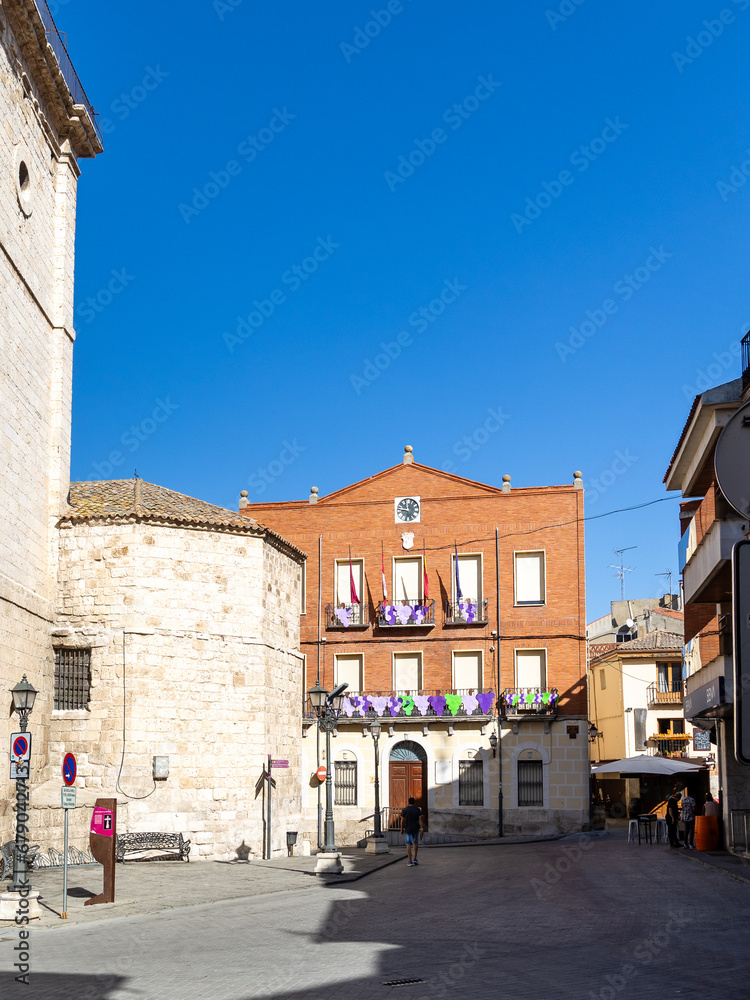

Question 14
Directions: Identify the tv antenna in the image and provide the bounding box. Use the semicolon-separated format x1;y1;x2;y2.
656;569;673;606
609;545;636;601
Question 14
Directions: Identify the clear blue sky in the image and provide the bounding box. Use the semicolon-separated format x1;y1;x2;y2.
60;0;750;619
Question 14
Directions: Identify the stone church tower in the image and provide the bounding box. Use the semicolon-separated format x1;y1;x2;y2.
0;1;101;843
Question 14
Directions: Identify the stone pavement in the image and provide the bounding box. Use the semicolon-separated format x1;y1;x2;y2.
1;830;749;999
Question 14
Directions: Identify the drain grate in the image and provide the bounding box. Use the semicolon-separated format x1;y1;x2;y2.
382;979;426;987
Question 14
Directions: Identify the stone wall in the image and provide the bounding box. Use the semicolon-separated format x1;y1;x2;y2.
39;516;303;859
0;4;85;843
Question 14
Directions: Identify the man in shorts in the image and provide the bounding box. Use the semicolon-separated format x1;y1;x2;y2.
400;797;424;866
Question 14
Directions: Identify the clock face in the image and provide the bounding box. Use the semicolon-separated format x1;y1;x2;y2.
395;496;421;523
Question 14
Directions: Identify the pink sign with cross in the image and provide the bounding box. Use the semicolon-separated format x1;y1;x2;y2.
90;806;114;837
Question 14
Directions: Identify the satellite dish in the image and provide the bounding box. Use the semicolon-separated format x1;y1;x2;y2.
715;400;750;518
626;619;635;629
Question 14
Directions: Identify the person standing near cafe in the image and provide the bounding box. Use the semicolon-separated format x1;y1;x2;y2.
666;789;681;848
681;788;696;849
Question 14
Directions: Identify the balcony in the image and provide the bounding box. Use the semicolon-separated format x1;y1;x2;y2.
500;687;559;718
376;600;435;628
646;682;683;707
303;688;497;722
682;499;746;604
444;599;489;625
325;603;370;629
648;733;692;756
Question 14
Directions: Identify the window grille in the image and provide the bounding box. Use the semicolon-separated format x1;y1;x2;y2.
458;760;483;806
517;760;543;807
334;761;357;805
54;648;91;710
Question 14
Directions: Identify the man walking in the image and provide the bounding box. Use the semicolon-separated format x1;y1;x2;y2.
681;788;697;849
400;796;424;867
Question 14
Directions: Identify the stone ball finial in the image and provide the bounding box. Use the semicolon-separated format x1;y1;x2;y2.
309;486;319;505
240;490;248;498
403;445;414;465
239;489;249;509
574;471;582;480
573;471;583;490
310;486;319;494
404;445;413;453
501;474;511;494
502;474;511;483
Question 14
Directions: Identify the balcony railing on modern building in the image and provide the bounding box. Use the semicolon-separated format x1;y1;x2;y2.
646;681;683;707
35;1;102;140
303;688;497;722
444;599;489;625
500;687;559;717
325;603;370;629
376;600;435;627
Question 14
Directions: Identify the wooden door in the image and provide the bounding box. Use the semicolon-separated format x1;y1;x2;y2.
389;760;428;829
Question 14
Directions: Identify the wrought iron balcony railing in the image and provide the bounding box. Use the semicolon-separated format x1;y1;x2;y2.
646;682;683;706
649;733;691;756
500;687;559;717
325;603;370;629
303;688;497;722
444;599;489;625
376;599;435;627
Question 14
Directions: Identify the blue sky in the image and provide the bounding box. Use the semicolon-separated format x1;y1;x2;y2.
60;0;750;619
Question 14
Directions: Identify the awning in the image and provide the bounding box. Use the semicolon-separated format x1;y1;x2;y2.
592;755;704;776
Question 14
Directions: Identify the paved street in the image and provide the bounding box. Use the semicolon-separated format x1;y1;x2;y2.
1;832;749;999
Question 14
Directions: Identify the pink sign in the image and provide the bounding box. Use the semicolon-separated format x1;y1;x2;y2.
90;807;114;837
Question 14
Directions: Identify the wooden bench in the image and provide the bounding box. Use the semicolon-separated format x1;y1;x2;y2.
115;832;190;862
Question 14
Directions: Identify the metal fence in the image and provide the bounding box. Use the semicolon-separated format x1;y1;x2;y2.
458;760;483;805
34;0;101;139
334;761;357;806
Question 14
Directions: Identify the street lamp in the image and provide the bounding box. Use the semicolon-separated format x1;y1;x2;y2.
309;682;348;860
489;731;498;758
366;719;389;855
10;675;37;896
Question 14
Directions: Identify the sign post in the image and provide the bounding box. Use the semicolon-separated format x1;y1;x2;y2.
84;798;117;906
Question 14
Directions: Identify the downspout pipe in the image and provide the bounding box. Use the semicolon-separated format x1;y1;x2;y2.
496;527;503;838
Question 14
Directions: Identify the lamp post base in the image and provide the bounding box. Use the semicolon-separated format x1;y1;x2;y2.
0;890;41;922
314;851;344;874
365;836;390;855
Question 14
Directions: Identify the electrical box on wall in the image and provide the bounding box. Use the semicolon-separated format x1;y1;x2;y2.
153;756;169;780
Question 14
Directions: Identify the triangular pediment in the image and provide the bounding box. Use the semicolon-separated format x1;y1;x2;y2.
318;463;503;504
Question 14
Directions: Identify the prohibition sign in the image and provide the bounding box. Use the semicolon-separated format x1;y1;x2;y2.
62;753;77;786
12;736;28;759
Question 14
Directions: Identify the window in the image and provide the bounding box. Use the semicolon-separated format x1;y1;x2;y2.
599;669;607;690
514;551;545;604
616;625;637;643
54;648;91;710
657;718;672;734
672;718;685;734
453;650;482;690
657;662;681;693
518;759;543;807
515;649;546;689
335;558;364;624
393;556;422;603
335;654;363;693
458;759;484;805
334;761;357;805
452;553;482;603
393;652;422;691
300;562;306;614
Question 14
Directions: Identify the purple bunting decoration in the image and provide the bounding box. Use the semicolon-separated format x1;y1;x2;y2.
359;696;371;715
413;695;430;716
342;697;356;717
370;696;389;716
462;694;478;715
428;695;447;716
334;607;352;628
382;604;397;625
395;604;413;626
402;695;415;716
477;692;495;715
445;694;462;716
412;605;427;625
388;696;402;717
459;600;476;624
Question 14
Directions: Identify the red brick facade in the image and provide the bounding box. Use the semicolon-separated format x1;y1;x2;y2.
242;462;587;715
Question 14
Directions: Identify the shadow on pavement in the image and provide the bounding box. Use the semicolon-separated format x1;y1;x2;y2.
0;973;130;999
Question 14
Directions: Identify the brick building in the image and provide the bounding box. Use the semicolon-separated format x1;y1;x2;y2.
242;447;589;842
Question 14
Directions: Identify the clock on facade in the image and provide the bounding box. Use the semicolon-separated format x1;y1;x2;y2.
394;496;421;523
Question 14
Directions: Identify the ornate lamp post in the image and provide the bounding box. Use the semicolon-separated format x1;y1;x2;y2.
11;676;37;895
309;681;347;872
366;719;389;855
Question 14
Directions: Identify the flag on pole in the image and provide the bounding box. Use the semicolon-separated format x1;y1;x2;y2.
349;546;360;604
381;543;388;603
423;544;429;601
454;542;462;601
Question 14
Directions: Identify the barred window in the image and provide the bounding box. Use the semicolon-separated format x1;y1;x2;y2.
54;648;91;710
518;759;543;807
458;759;483;806
334;761;357;805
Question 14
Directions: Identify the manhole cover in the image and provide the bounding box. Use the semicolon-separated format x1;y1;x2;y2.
382;979;426;987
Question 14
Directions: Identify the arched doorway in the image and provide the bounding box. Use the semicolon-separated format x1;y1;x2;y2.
389;741;428;830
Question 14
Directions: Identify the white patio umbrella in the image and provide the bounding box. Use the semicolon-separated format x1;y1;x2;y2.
592;755;703;776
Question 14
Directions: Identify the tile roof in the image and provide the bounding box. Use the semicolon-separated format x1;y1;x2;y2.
64;479;304;559
589;630;684;663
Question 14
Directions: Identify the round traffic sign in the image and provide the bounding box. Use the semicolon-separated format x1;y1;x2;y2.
315;766;327;782
62;753;77;786
715;400;750;519
12;736;28;759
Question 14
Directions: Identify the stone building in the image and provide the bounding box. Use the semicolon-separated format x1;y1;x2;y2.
242;448;590;844
1;0;101;845
33;478;304;859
